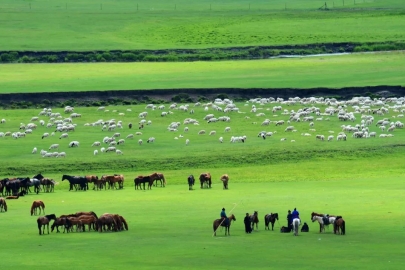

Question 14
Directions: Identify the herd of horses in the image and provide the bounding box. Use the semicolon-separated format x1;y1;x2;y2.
0;173;55;197
187;173;229;190
212;211;346;237
36;211;128;235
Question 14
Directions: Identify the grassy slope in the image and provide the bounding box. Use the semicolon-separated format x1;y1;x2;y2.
0;51;404;93
0;0;404;50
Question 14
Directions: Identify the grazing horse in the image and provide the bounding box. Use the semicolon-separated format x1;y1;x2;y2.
213;214;236;236
62;175;88;191
334;216;346;235
37;214;57;235
0;197;7;212
51;218;71;233
250;211;259;230
151;172;166;187
292;218;300;236
31;200;45;216
134;176;152;190
311;214;337;233
119;215;128;230
199;173;212;189
264;213;279;231
96;213;117;232
187;175;195;190
220;174;229;190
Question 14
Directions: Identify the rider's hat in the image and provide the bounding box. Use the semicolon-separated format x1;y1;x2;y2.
222;208;225;211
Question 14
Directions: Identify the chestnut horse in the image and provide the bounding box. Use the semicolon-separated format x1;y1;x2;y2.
220;174;229;189
250;211;259;230
151;172;166;187
264;213;279;231
37;214;57;235
199;173;212;189
0;197;7;212
31;200;45;216
213;214;236;236
334;216;346;235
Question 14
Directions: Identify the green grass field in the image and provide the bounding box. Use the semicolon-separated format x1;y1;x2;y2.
0;51;404;93
0;0;405;50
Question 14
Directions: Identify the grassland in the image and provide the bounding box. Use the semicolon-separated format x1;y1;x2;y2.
0;0;405;51
0;51;404;93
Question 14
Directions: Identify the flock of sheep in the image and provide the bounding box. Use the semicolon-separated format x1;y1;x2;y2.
0;95;405;159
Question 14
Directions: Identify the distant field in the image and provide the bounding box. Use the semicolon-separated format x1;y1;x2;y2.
0;52;403;93
0;0;404;50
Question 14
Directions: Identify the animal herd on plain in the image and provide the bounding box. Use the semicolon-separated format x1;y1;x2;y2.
0;96;404;161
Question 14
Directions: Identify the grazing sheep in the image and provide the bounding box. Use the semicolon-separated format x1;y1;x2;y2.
126;134;134;139
92;141;101;147
284;126;294;132
49;144;59;150
316;135;325;141
280;138;287;141
209;131;216;136
100;147;106;153
94;150;99;156
138;139;143;145
0;119;5;124
32;147;37;154
42;133;49;139
117;139;125;145
327;135;334;142
147;137;155;143
105;146;116;152
219;137;223;143
116;149;123;155
184;127;189;132
57;152;66;158
198;130;206;135
59;133;68;139
68;141;79;147
224;127;231;132
186;139;190;145
135;132;142;135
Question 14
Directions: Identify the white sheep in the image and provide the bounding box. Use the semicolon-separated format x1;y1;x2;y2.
42;133;49;139
57;152;66;158
117;139;125;145
59;133;69;139
92;141;101;147
147;137;155;143
198;130;206;135
209;131;216;136
327;135;334;142
116;149;123;155
69;141;79;147
100;147;106;153
49;144;59;150
32;147;37;154
138;139;143;145
184;127;189;132
224;127;231;132
186;139;190;145
94;149;99;156
1;119;5;124
219;137;223;143
126;134;134;139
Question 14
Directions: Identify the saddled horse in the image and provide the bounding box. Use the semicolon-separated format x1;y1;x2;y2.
311;212;337;232
37;214;57;235
150;172;166;187
199;173;212;189
264;213;279;231
213;214;236;236
31;200;45;216
334;216;346;235
134;175;152;190
311;214;337;233
0;197;7;212
292;218;300;236
250;211;259;230
220;174;229;190
62;175;88;191
187;175;195;190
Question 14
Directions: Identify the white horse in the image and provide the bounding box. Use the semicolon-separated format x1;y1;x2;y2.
292;218;300;236
311;215;336;233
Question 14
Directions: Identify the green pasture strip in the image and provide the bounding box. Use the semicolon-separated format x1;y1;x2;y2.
1;178;404;269
1;102;404;178
0;52;404;93
0;0;404;51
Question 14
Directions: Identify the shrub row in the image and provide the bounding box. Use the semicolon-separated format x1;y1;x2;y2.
1;41;403;63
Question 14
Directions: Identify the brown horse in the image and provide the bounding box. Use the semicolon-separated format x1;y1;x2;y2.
134;175;153;190
31;200;45;216
101;175;124;189
78;216;97;232
220;174;229;189
0;197;7;212
250;211;259;230
264;213;279;231
51;218;70;233
199;173;212;189
96;213;117;232
75;211;98;219
213;214;236;236
119;215;128;230
150;172;166;187
37;214;57;235
85;175;99;190
334;216;346;235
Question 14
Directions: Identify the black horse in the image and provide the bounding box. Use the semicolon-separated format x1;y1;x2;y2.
264;213;279;231
134;176;151;190
187;175;195;190
61;175;88;191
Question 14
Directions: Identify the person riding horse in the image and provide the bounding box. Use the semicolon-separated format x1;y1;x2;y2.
220;208;229;226
292;208;300;221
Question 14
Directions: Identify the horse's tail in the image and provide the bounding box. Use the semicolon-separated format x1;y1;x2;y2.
30;202;35;215
4;201;7;212
341;220;346;235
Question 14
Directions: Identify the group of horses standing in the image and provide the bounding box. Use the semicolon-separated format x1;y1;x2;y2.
62;174;125;191
188;173;229;190
134;172;166;190
36;210;128;235
0;173;55;197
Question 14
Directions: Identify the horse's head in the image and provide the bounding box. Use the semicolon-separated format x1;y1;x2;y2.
274;213;279;220
229;214;236;221
46;214;57;221
33;173;44;180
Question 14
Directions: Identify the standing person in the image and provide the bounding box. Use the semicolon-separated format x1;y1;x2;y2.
287;210;293;230
291;208;300;221
220;208;228;226
244;213;252;233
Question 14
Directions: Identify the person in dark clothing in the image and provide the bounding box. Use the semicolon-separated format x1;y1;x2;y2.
244;213;252;233
220;208;228;226
287;210;293;230
301;222;309;232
